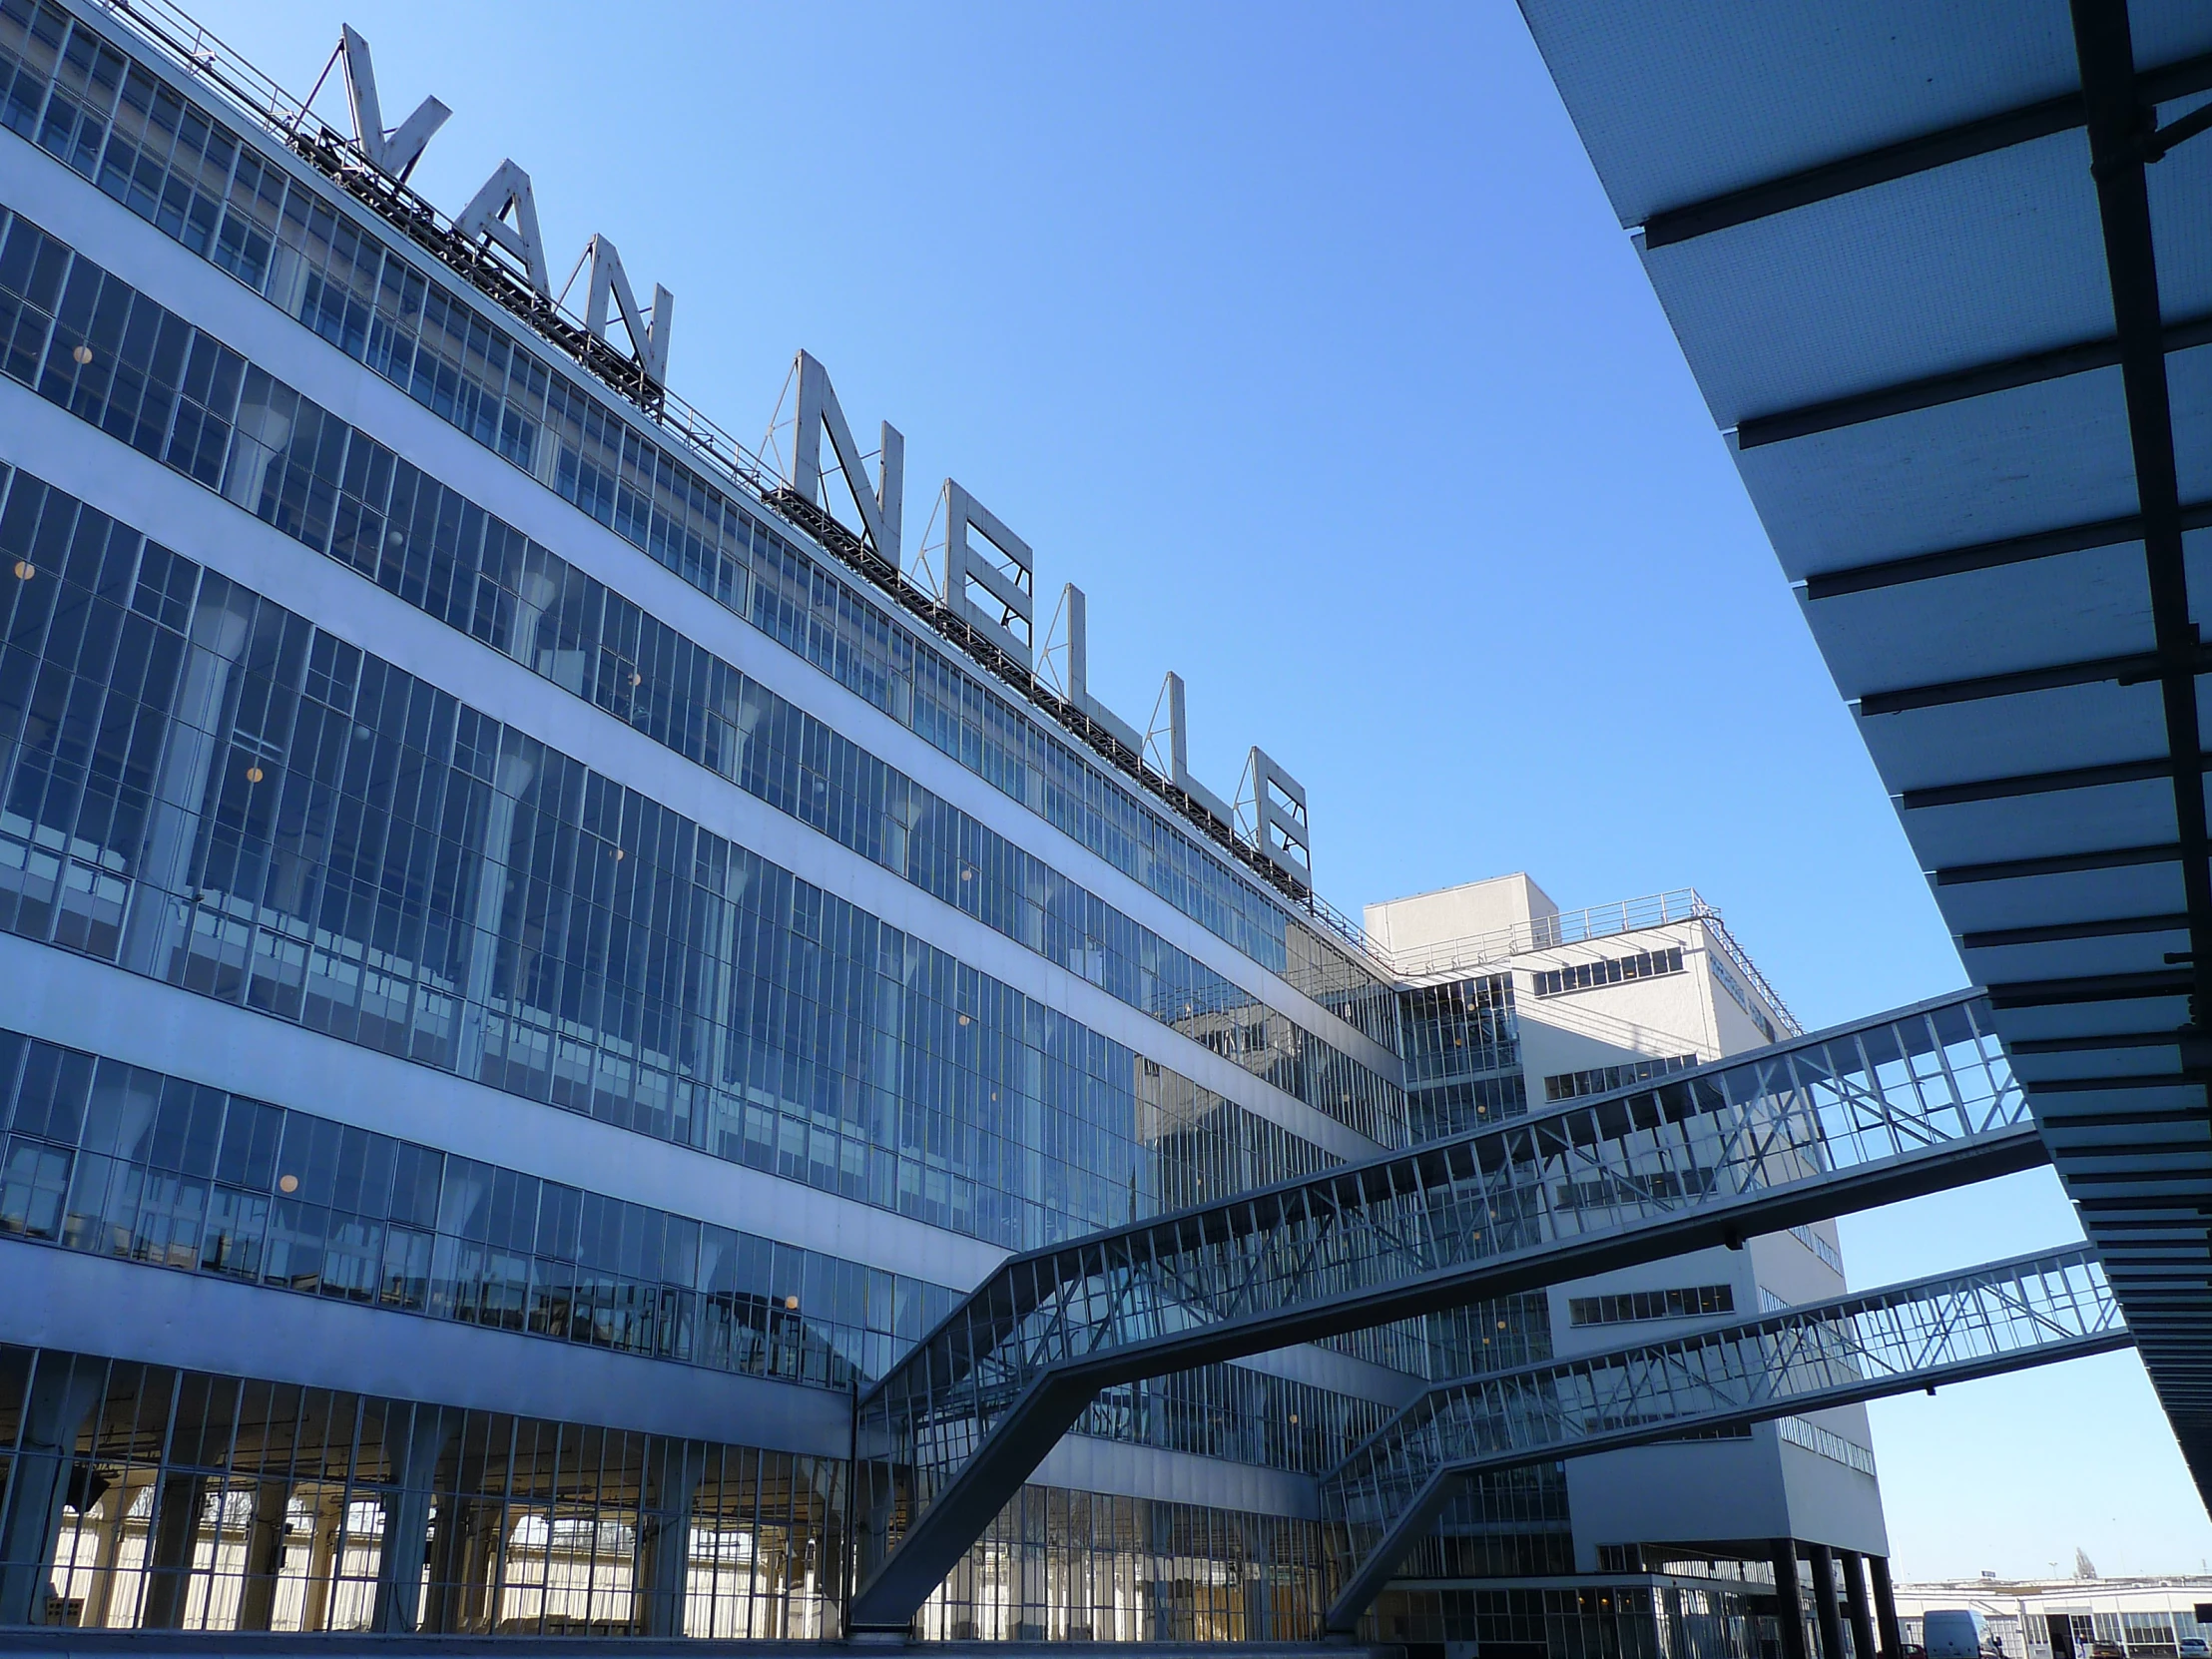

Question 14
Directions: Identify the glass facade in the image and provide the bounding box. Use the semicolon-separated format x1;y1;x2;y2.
1530;947;1685;1000
918;1487;1329;1643
0;462;1355;1251
1565;1285;1735;1329
1544;1054;1699;1104
0;0;1405;1054
0;202;1403;1149
1400;973;1517;1086
1374;1582;1778;1659
2;1345;849;1636
1399;974;1524;1139
0;1023;957;1390
0;1342;1341;1639
0;1024;1387;1473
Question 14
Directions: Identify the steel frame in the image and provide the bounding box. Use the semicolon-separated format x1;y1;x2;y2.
1319;1245;2125;1630
846;989;2042;1631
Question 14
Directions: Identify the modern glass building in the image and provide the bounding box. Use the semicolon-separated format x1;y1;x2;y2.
1366;876;1890;1659
0;0;1414;1637
0;0;1925;1648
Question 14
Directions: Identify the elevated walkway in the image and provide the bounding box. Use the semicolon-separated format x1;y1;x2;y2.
1321;1245;2125;1629
850;990;2045;1631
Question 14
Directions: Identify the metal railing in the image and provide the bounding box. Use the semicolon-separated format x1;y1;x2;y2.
845;989;2042;1630
1389;888;1801;1036
1320;1245;2124;1628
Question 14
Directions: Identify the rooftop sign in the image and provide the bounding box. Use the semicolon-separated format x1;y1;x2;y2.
315;22;1315;895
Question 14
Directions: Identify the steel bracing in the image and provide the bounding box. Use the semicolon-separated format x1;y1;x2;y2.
1320;1246;2125;1630
848;989;2044;1630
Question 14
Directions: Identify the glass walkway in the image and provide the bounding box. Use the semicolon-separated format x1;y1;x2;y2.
849;990;2048;1630
1321;1245;2124;1629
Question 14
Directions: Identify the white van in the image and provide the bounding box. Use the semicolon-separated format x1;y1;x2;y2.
1923;1610;1993;1659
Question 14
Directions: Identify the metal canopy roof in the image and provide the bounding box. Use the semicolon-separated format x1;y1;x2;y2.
1518;0;2212;1500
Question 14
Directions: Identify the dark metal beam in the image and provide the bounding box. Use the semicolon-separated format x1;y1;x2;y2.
1985;968;2195;1006
2025;1110;2203;1141
2070;0;2212;1055
1856;645;2211;717
1803;501;2212;602
1936;841;2181;885
1961;912;2189;948
2012;1029;2190;1052
1640;50;2212;250
1905;759;2195;812
1739;312;2212;450
2027;1073;2202;1092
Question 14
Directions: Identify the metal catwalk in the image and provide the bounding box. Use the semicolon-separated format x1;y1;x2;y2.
850;990;2046;1629
1321;1245;2125;1629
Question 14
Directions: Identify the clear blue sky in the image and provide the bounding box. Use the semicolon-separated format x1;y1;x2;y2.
180;0;2202;1580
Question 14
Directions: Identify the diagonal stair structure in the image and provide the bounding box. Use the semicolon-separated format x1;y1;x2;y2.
848;988;2048;1631
1319;1245;2126;1631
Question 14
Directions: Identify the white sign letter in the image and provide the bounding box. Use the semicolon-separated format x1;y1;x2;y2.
338;25;448;183
1240;746;1312;886
1148;672;1235;830
1054;584;1144;753
792;350;903;570
456;160;551;298
584;235;673;385
940;480;1034;671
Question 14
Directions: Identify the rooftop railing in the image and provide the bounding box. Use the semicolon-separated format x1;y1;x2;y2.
1386;888;1802;1035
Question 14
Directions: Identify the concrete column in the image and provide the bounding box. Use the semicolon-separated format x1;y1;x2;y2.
1809;1544;1847;1659
634;1439;706;1638
79;1476;142;1629
235;1480;291;1632
119;589;254;979
452;746;536;1080
1869;1555;1905;1659
421;1449;502;1637
0;1361;103;1625
419;1490;473;1635
1841;1549;1879;1659
298;1493;343;1633
456;1504;505;1634
369;1406;456;1634
1772;1542;1811;1659
138;1473;207;1628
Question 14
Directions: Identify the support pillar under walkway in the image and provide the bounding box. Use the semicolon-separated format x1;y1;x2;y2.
1810;1542;1847;1659
1871;1554;1905;1659
1774;1541;1812;1659
1841;1548;1879;1659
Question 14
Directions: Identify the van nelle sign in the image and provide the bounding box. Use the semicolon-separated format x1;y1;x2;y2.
330;28;1313;892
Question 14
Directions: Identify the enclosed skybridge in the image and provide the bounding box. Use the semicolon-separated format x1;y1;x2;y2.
847;990;2046;1631
1320;1246;2125;1631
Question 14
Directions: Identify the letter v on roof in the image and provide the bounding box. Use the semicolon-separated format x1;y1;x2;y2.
337;25;448;184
